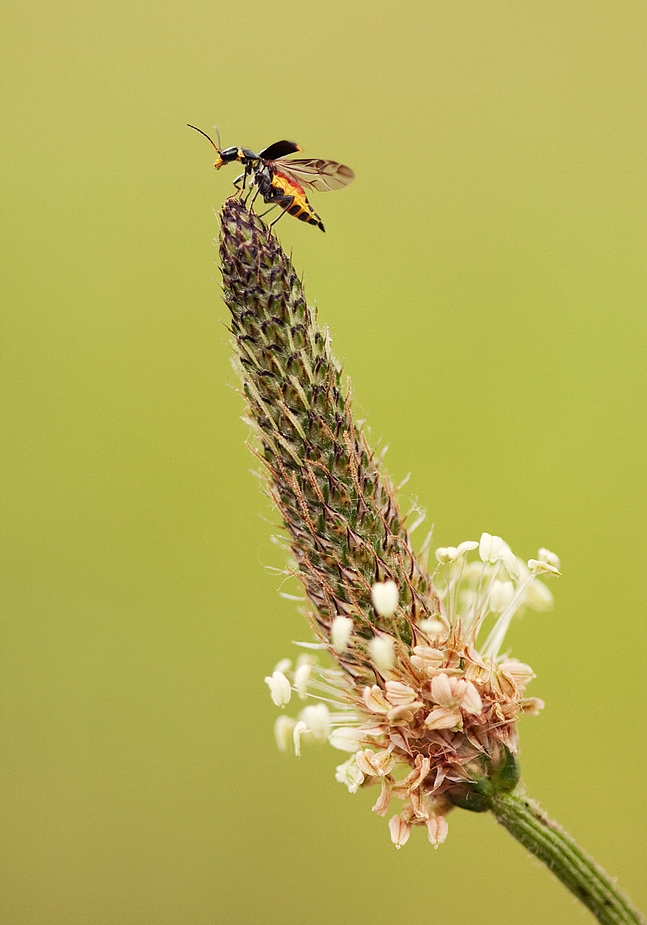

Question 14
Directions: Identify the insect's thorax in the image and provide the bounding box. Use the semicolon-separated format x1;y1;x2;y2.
215;146;261;170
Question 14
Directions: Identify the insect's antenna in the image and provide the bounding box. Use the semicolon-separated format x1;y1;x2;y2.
213;125;222;151
187;123;221;154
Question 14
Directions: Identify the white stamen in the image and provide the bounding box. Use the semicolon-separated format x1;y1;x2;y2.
436;540;478;565
274;715;297;752
294;662;312;699
528;557;561;576
478;532;499;563
481;571;536;658
457;540;479;555
331;615;353;652
435;547;455;565
479;533;519;578
371;580;399;617
293;720;307;757
538;547;561;570
299;703;331;742
523;578;554;611
329;727;363;752
489;579;515;612
369;634;396;671
335;755;365;793
418;616;445;636
265;670;292;707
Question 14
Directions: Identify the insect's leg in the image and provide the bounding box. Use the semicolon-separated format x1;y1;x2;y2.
257;204;279;218
232;173;248;201
268;196;291;222
269;207;289;229
243;165;263;204
248;183;263;208
265;192;294;227
260;191;292;218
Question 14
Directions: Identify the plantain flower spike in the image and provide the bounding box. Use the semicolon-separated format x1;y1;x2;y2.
220;198;559;848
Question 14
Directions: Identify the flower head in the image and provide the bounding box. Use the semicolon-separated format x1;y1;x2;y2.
267;537;558;847
219;198;559;849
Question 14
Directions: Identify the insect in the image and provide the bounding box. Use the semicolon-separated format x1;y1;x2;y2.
188;124;354;232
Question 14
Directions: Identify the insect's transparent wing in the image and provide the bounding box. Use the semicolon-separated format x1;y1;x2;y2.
276;158;355;192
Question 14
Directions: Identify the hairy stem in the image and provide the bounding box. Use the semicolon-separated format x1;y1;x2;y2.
490;791;645;925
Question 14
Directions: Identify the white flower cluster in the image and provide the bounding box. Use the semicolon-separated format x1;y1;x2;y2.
265;532;560;848
265;655;361;758
434;533;560;658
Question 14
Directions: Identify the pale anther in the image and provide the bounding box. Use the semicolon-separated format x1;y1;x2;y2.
331;615;353;652
369;634;396;672
334;756;364;793
274;715;297;752
292;720;307;757
264;670;292;707
329;727;363;752
294;662;312;699
300;703;331;741
371;580;399;617
528;558;561;576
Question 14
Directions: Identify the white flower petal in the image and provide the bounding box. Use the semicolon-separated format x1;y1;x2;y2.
363;684;390;714
389;815;411;848
460;680;483;715
426;815;449;848
430;673;454;708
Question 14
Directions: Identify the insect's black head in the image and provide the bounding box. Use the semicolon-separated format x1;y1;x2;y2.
216;146;249;169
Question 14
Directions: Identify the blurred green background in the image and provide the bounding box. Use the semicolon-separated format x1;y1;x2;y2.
2;1;646;923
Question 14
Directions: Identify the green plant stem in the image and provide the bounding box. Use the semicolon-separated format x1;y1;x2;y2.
490;791;645;925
